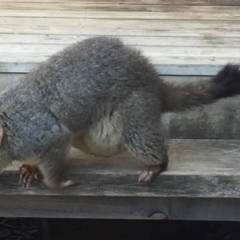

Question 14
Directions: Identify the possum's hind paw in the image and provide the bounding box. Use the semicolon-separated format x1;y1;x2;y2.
138;165;165;183
19;164;39;188
138;169;154;182
44;179;75;190
59;180;75;188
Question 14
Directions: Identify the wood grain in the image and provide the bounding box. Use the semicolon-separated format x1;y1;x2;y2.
1;0;240;10
0;34;239;47
1;6;240;19
0;19;238;75
1;18;240;36
0;58;236;76
0;2;240;75
0;43;239;75
163;98;240;139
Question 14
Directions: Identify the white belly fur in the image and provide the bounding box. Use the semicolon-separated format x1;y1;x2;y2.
72;115;125;157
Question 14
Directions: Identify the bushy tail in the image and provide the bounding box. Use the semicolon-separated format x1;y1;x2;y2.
161;64;240;113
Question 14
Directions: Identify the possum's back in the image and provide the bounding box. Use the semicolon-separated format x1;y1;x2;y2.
0;37;160;132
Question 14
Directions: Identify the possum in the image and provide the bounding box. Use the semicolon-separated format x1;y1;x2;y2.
0;36;239;188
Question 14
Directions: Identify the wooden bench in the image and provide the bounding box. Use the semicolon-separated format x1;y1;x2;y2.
1;0;240;221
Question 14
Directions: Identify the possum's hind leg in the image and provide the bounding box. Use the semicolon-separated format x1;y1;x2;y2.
38;128;74;189
18;126;74;189
39;158;74;190
124;128;168;182
121;92;168;182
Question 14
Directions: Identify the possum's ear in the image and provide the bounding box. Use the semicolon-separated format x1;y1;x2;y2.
0;125;3;145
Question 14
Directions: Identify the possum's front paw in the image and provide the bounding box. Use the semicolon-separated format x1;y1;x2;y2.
19;164;39;188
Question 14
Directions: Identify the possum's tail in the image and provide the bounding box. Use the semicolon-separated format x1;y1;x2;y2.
161;64;240;113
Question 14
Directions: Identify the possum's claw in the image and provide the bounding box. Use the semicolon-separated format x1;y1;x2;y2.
19;164;39;188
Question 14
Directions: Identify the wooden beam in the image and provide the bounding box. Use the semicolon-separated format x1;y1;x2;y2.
0;4;239;76
2;139;240;198
1;6;240;19
0;15;239;75
1;18;240;36
0;35;239;47
1;0;240;9
1;61;235;76
1;196;240;220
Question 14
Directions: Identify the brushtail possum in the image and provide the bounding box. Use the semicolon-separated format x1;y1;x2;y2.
0;36;240;189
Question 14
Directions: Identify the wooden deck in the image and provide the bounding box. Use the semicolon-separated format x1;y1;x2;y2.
1;0;240;75
2;139;240;220
3;139;240;198
1;0;240;220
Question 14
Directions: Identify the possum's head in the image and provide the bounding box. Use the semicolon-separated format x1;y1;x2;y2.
0;125;12;172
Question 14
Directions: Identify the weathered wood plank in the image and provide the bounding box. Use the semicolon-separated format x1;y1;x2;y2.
2;140;240;198
1;0;240;10
0;74;214;89
163;98;240;139
1;60;234;75
1;196;240;221
1;6;240;19
0;73;24;89
0;74;220;88
0;3;239;76
1;45;238;71
1;45;239;57
1;57;237;75
160;76;240;139
0;35;239;47
0;44;239;75
1;18;240;37
0;16;239;75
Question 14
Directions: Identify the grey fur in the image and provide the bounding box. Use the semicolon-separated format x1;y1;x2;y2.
0;36;240;187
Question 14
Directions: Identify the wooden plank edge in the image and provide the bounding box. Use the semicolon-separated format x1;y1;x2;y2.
0;63;227;76
1;196;240;221
1;170;240;198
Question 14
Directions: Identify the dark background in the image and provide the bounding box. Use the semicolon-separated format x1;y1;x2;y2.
1;218;240;240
